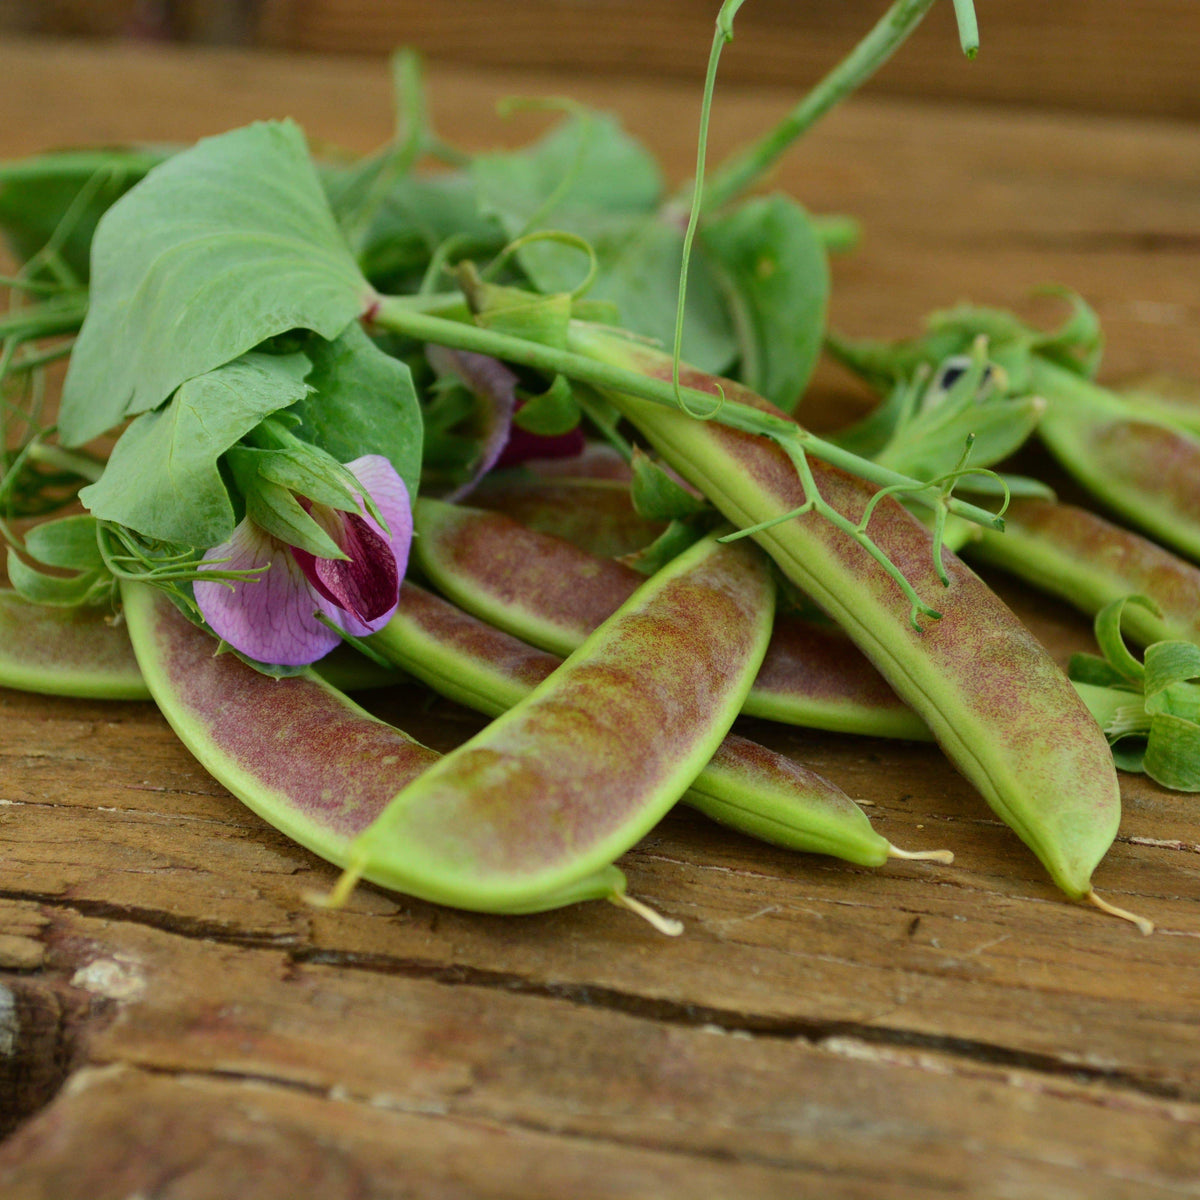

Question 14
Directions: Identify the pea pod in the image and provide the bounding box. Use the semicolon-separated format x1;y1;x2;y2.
566;323;1125;912
0;587;403;701
340;530;775;914
120;581;442;871
967;498;1200;649
471;474;665;559
372;583;947;867
1031;358;1200;564
0;589;147;700
414;498;926;739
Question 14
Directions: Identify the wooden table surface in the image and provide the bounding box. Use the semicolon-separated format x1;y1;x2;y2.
2;33;1200;1199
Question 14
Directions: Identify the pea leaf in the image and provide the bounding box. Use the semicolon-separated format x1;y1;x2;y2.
701;194;829;411
59;120;374;447
291;323;423;502
473;111;663;251
79;351;312;548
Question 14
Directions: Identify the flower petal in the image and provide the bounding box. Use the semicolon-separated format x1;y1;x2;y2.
194;519;340;666
292;510;398;625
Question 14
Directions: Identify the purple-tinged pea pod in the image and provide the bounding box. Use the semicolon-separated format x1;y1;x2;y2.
565;323;1129;917
1031;358;1200;564
371;583;949;868
120;581;448;877
340;530;774;916
0;589;148;700
966;498;1200;649
470;474;666;559
414;498;928;740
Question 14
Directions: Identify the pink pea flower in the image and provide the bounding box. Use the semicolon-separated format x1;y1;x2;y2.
194;455;411;666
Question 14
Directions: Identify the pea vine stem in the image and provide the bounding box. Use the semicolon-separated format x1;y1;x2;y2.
696;0;975;214
369;297;1003;533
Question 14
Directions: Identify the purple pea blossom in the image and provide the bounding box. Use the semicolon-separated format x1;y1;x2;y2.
194;455;411;666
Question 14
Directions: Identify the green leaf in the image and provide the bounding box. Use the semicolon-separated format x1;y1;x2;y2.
1144;712;1200;791
473;111;663;252
472;111;737;373
79;351;312;548
290;323;423;502
59;121;373;446
23;514;105;572
701;193;829;411
351;172;503;283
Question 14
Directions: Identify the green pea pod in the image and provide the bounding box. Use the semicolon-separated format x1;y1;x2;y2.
471;474;666;558
0;586;402;701
342;531;775;914
567;323;1125;912
371;583;947;867
966;498;1200;649
1031;358;1200;563
413;498;930;740
0;589;147;700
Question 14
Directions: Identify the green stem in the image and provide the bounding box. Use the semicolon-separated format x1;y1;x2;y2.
700;0;939;212
370;297;1003;531
27;441;105;483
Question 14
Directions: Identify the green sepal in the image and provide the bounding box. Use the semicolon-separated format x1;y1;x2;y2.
630;448;710;522
621;519;708;576
6;549;112;607
513;375;581;437
23;514;105;572
1094;594;1158;683
248;447;361;515
241;474;347;561
1144;713;1200;791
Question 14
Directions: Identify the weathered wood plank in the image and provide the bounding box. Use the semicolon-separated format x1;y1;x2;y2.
2;917;1199;1198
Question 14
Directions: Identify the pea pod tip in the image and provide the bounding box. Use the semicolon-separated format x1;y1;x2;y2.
1086;889;1154;936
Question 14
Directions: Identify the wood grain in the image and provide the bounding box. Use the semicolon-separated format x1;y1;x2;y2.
0;34;1199;1199
252;0;1200;120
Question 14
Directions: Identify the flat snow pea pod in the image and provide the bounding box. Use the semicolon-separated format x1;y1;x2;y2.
470;475;666;558
119;581;453;883
341;530;775;914
414;498;929;739
967;498;1200;649
0;586;405;701
566;323;1128;915
370;583;948;867
0;589;148;700
1031;358;1200;564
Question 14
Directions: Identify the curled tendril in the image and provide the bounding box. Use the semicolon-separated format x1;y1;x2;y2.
493;95;595;251
484;230;599;299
